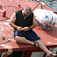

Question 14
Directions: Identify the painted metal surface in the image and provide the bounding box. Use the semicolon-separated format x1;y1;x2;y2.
0;0;57;53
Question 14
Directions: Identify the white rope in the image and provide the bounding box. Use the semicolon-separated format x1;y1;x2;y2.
0;31;14;44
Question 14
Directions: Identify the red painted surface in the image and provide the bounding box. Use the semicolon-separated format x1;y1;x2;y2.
0;1;57;56
33;26;57;46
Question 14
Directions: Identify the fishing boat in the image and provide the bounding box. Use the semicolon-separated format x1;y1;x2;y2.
0;0;57;57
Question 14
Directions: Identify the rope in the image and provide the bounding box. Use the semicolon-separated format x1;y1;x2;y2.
0;19;14;44
0;18;9;21
32;3;40;11
0;31;13;44
46;10;53;24
4;4;20;10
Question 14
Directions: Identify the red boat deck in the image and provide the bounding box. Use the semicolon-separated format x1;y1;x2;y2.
0;0;57;57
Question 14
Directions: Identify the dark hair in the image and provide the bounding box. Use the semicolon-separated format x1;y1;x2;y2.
24;7;32;14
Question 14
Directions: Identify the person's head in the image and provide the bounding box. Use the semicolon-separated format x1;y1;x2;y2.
22;6;32;17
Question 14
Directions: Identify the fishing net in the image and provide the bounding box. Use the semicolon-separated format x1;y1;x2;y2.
33;9;57;30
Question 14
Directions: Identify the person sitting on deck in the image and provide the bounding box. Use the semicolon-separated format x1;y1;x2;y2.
9;6;57;57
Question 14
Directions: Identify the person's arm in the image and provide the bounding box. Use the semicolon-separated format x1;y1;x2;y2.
9;12;22;31
3;47;13;57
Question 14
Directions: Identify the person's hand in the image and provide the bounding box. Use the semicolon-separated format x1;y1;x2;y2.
17;27;23;32
23;27;29;31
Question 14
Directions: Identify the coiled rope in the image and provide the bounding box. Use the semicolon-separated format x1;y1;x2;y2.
0;19;14;44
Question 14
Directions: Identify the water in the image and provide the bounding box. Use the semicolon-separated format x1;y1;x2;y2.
30;0;57;12
41;0;57;12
